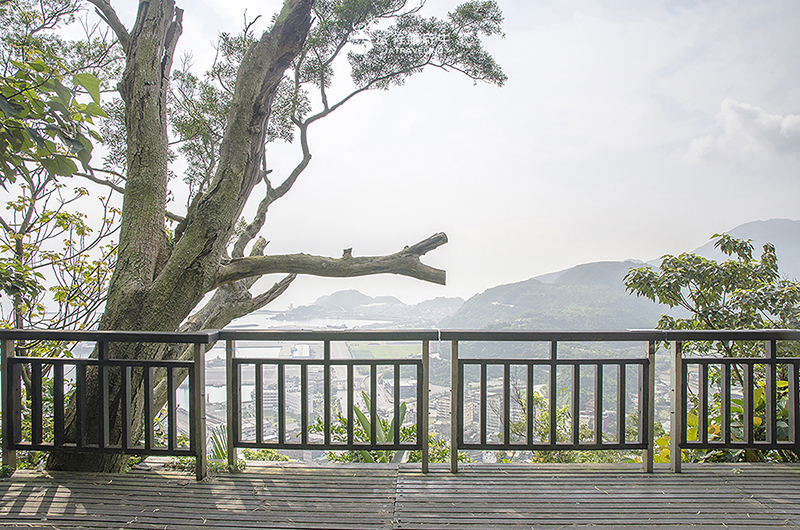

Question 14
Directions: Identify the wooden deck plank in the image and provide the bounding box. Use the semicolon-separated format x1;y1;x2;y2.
2;463;800;529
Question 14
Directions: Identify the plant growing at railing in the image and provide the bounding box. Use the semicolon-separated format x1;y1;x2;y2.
309;391;464;464
502;379;656;464
167;425;246;475
680;378;796;463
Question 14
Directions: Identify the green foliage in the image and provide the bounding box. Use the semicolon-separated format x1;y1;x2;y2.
309;391;462;464
0;0;118;335
167;1;506;208
0;57;104;186
625;234;800;332
626;234;800;463
242;448;291;462
166;425;246;475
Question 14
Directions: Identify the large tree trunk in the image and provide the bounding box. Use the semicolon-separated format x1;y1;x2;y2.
46;0;315;473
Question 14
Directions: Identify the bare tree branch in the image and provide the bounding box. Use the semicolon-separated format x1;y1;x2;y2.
86;0;130;51
214;232;448;288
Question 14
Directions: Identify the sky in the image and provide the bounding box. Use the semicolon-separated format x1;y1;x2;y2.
97;0;800;309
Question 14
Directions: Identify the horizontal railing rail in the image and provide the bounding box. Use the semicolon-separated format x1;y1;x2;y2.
2;328;799;479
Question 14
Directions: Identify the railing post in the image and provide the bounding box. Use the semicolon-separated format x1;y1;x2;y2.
450;339;459;474
193;343;207;481
765;339;777;445
226;339;236;471
670;341;683;473
643;341;656;473
1;339;17;470
421;340;429;473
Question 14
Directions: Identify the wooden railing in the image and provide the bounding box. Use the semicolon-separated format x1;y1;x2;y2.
2;328;799;479
443;331;657;472
1;330;215;480
219;330;434;472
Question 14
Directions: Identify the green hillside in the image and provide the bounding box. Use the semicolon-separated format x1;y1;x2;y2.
441;261;667;331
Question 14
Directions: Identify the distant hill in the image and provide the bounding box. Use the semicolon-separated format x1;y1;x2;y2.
271;290;464;328
440;260;667;331
688;219;800;280
443;218;800;332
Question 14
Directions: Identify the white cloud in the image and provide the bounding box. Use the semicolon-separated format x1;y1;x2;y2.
688;99;800;161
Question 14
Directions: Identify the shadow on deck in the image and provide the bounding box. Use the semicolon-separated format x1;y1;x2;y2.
2;463;800;529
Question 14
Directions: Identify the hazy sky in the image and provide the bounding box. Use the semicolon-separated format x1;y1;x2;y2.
106;0;800;308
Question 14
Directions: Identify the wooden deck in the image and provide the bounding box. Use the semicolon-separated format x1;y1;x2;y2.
2;463;800;529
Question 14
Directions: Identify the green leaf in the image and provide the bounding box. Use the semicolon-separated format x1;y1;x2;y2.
0;94;24;117
354;405;372;441
391;450;406;463
73;73;102;104
41;155;77;176
82;101;107;118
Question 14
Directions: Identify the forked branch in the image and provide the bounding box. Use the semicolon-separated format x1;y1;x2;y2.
214;232;448;288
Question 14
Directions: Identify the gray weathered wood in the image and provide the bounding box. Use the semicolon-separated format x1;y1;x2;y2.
3;463;800;529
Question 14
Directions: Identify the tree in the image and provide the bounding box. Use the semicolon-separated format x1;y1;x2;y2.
42;0;505;472
625;234;800;462
624;233;800;356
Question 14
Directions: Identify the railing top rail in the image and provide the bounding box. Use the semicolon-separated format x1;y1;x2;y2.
218;329;439;341
663;329;800;341
440;330;663;341
441;329;800;342
0;329;220;344
3;328;799;345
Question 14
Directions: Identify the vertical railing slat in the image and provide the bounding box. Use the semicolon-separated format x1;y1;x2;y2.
98;341;109;449
301;363;308;446
167;366;176;452
121;365;131;449
594;363;603;445
31;361;43;446
671;341;683;473
394;364;401;449
324;341;331;447
549;342;557;446
644;341;656;473
571;364;580;446
744;363;754;445
503;363;511;446
53;363;65;447
226;339;236;470
278;363;285;445
722;362;731;445
1;339;17;468
766;340;777;445
421;340;430;472
527;363;534;446
143;365;153;451
370;363;378;446
618;363;626;445
347;364;354;447
193;343;207;481
791;362;800;446
480;363;487;446
256;363;264;445
699;364;708;445
451;340;460;474
77;363;87;448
